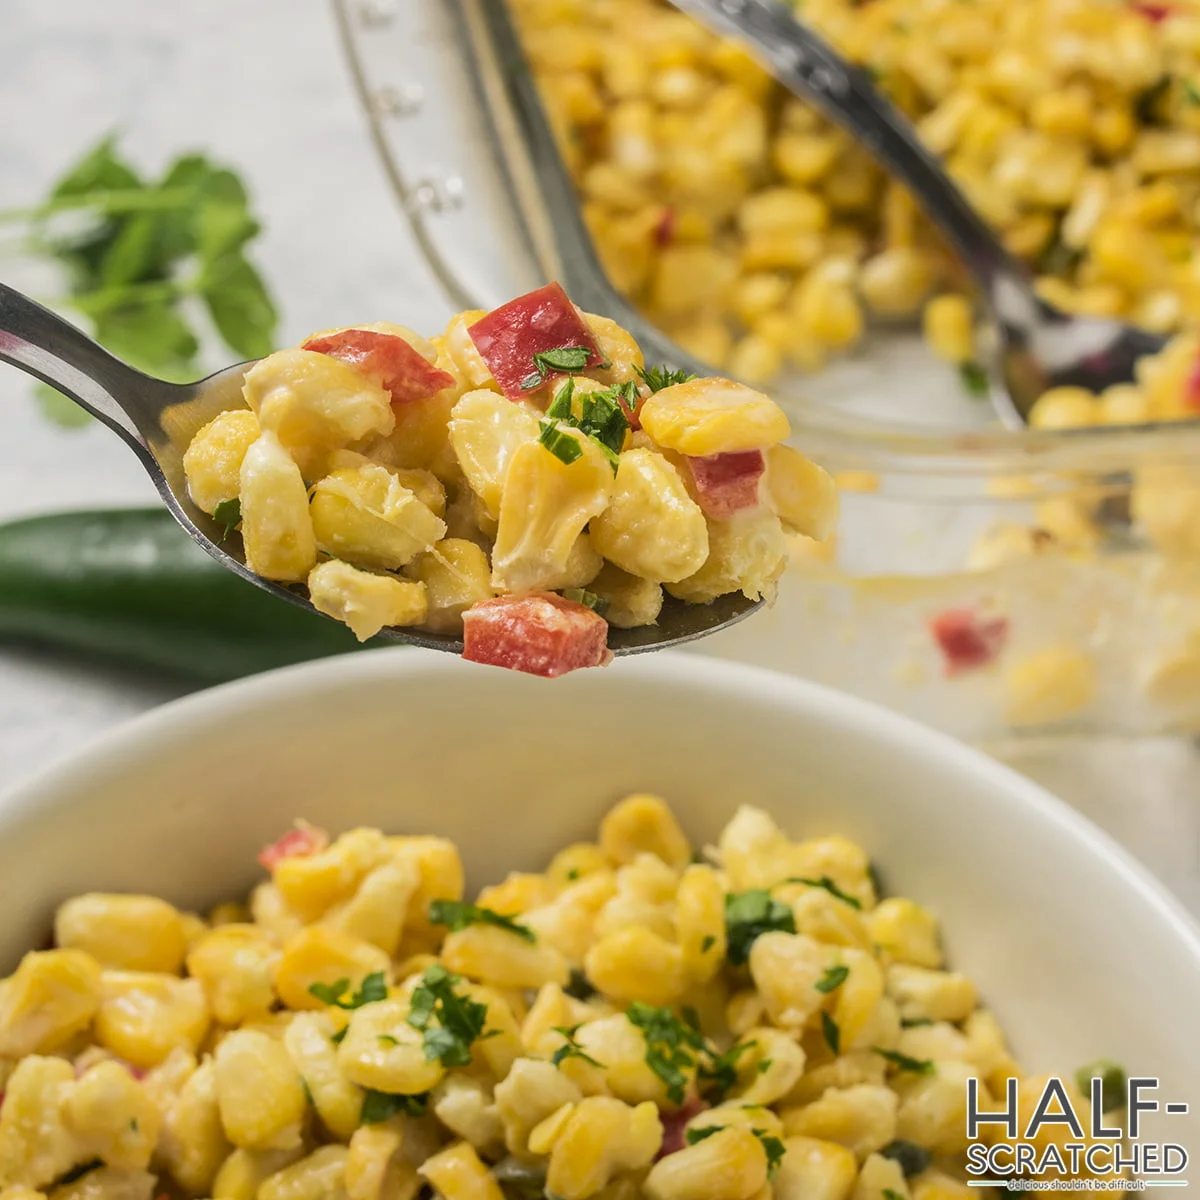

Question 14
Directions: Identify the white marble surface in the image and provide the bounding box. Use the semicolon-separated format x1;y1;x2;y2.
0;0;1197;918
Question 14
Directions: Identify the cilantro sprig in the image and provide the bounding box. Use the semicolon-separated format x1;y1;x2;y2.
724;890;797;966
308;972;388;1010
787;876;863;910
821;1011;841;1055
873;1047;935;1075
696;1040;755;1104
815;965;850;994
428;899;536;944
360;1089;428;1124
634;363;696;392
406;963;496;1068
551;1025;604;1069
11;135;277;428
539;376;634;473
520;344;607;392
212;497;241;543
626;1002;707;1105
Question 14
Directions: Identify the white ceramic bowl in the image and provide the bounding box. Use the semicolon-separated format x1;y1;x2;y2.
2;650;1197;1145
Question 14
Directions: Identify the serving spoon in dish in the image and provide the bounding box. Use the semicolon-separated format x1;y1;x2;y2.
664;0;1167;429
0;282;761;655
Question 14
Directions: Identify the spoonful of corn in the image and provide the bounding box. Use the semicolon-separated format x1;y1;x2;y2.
0;281;837;677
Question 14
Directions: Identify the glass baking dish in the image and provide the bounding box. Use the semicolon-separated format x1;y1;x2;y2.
333;0;1200;739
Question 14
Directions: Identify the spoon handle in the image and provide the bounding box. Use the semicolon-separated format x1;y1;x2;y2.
0;282;157;450
668;0;1029;298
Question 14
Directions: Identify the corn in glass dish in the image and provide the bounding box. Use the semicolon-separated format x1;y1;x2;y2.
179;283;837;678
0;795;1124;1199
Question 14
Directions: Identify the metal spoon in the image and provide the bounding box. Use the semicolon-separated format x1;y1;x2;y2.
0;282;760;655
661;0;1166;428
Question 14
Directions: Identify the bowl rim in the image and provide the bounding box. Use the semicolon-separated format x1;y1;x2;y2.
4;648;1199;959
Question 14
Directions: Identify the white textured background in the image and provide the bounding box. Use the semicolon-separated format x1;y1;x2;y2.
0;0;1197;915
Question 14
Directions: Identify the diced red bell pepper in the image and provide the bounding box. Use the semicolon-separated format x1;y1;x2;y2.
462;592;611;678
258;824;329;871
1132;1;1170;20
301;329;455;404
656;1096;708;1159
685;451;766;520
1184;356;1200;411
655;207;677;248
928;607;1009;675
467;283;604;400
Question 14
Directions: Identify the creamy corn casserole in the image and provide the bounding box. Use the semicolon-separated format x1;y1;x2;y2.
180;284;837;677
0;796;1122;1200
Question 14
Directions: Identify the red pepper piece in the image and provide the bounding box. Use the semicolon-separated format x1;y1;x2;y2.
301;329;454;404
685;450;766;519
928;607;1009;675
462;592;611;677
258;824;329;871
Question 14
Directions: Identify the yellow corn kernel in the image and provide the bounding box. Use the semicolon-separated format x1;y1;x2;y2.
0;949;101;1058
405;538;494;636
432;1074;506;1155
922;295;974;364
867;899;942;969
213;1028;307;1151
0;1056;78;1188
336;998;444;1095
791;275;863;351
739;187;829;237
584;926;685;1007
323;859;420;957
687;1102;783;1141
441;924;569;990
599;794;692;869
727;334;785;386
243;348;395;477
1004;645;1097;728
676;864;726;982
1029;386;1100;430
641;377;789;457
476;873;554;918
490;429;614;592
183;409;261;515
732;1027;807;1106
851;1152;908;1200
667;316;734;370
765;445;838;541
310;465;446;571
273;826;390;921
283;1011;364;1141
494;1057;583;1156
885;964;977;1024
548;1097;663;1200
773;1135;857;1200
50;894;180;978
546;843;609;889
644;1126;767;1200
257;1145;350;1200
186;925;279;1026
1099;384;1151;426
858;248;934;317
158;1058;231;1195
64;1059;161;1170
667;511;787;605
588;562;663;629
305;541;418;634
650;246;739;316
346;1120;419;1200
418;1141;504;1200
748;931;831;1030
274;926;391;1012
390;835;465;952
93;971;209;1070
448;389;542;520
740;230;824;274
213;1147;306;1200
774;133;840;185
239;432;317;583
782;1084;897;1161
732;272;792;327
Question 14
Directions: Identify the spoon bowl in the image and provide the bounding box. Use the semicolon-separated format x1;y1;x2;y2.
0;283;761;656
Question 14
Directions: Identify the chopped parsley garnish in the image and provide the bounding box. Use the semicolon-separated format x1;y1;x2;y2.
212;497;241;541
537;420;584;465
881;1139;932;1177
685;1125;721;1145
360;1089;428;1124
757;1058;773;1075
129;1117;139;1132
634;363;696;392
821;1011;841;1055
1074;1059;1127;1111
697;1040;754;1104
873;1047;935;1075
406;963;495;1068
521;345;597;391
308;971;388;1010
685;1125;785;1178
562;587;610;617
551;1025;604;1069
787;876;862;910
626;1001;707;1105
378;1034;399;1046
564;967;596;1001
541;378;634;473
428;898;536;944
565;868;581;881
301;1078;314;1106
700;935;717;954
900;1017;933;1028
1187;79;1200;105
885;1190;908;1200
330;1026;348;1045
958;360;989;399
56;1160;103;1187
815;965;850;994
724;890;797;966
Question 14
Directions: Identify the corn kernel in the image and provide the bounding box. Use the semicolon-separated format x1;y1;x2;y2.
274;926;391;1012
1004;645;1098;727
183;409;261;515
0;950;101;1058
584;927;686;1006
644;1126;767;1200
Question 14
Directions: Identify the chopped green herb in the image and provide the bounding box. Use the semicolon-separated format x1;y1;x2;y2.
757;1058;773;1075
724;890;797;966
564;968;596;1001
754;1130;786;1178
685;1125;722;1145
406;963;495;1068
562;587;610;617
957;360;989;399
700;935;717;954
428;899;536;944
301;1078;314;1106
884;1189;908;1200
212;497;241;541
821;1011;841;1055
874;1047;935;1075
634;363;696;392
546;376;576;419
681;1006;702;1033
360;1089;428;1124
881;1140;932;1178
1186;80;1200;105
900;1017;933;1029
55;1160;103;1187
330;1026;348;1045
551;1025;604;1069
1038;238;1084;278
1135;73;1173;124
521;344;598;391
787;876;862;910
566;868;581;881
538;419;585;465
697;1040;754;1104
1074;1059;1127;1111
626;1001;707;1105
129;1117;139;1132
308;971;388;1010
815;965;850;994
378;1034;399;1046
